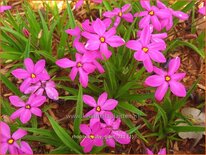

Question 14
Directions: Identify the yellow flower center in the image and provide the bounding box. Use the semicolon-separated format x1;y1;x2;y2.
89;134;95;139
118;12;123;17
165;75;171;82
100;37;105;43
7;138;14;144
77;62;83;68
25;104;31;109
96;106;101;112
31;73;36;78
142;47;149;53
149;10;154;16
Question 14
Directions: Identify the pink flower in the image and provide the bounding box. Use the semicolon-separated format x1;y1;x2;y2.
145;57;186;101
9;94;46;124
156;0;189;30
12;58;50;92
80;122;109;153
23;80;59;100
103;4;133;27
56;53;97;88
0;121;32;154
135;0;170;31
82;18;125;59
198;2;206;16
126;25;166;72
83;92;118;126
0;5;11;13
75;0;102;9
146;148;166;155
22;27;30;38
101;112;131;147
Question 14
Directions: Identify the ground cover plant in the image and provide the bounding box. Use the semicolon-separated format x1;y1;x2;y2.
0;0;205;154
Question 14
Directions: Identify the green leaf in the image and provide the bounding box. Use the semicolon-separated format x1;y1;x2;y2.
34;50;56;63
154;103;168;127
24;39;30;59
172;126;205;132
66;1;76;28
46;113;82;153
73;85;83;136
0;73;22;96
118;102;146;116
103;0;112;10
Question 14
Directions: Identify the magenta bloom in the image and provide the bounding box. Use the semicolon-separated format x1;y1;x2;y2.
12;58;50;92
80;122;109;153
156;0;189;30
75;0;102;9
9;94;46;123
135;0;170;31
146;148;166;155
56;53;97;88
22;27;30;38
101;112;130;147
145;57;186;101
126;25;166;72
198;2;206;16
23;80;59;100
0;5;11;13
0;122;32;154
83;92;118;126
103;4;133;27
82;18;125;59
17;141;33;154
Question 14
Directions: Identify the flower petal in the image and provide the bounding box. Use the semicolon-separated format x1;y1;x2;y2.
93;18;106;36
140;25;151;46
69;67;78;81
168;57;181;75
104;27;116;38
143;56;153;72
31;107;42;117
146;148;154;155
153;66;167;75
83;95;96;107
112;130;131;144
20;110;32;124
80;124;91;136
97;92;108;106
34;59;45;74
171;73;186;81
139;15;150;29
122;4;131;12
11;69;29;79
85;39;101;51
100;43;112;59
79;68;89;88
19;141;33;154
24;58;34;73
0;122;10;138
45;87;59;100
0;142;8;154
101;99;118;110
151;16;161;31
106;137;115;147
12;129;27;140
82;32;99;40
148;50;166;63
106;36;125;47
158;148;166;155
122;13;134;22
10;108;25;121
84;109;96;118
20;78;31;92
29;95;46;107
145;75;164;87
101;111;115;126
155;82;168;101
140;0;151;10
169;81;186;97
126;40;142;51
56;58;76;68
9;96;25;107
